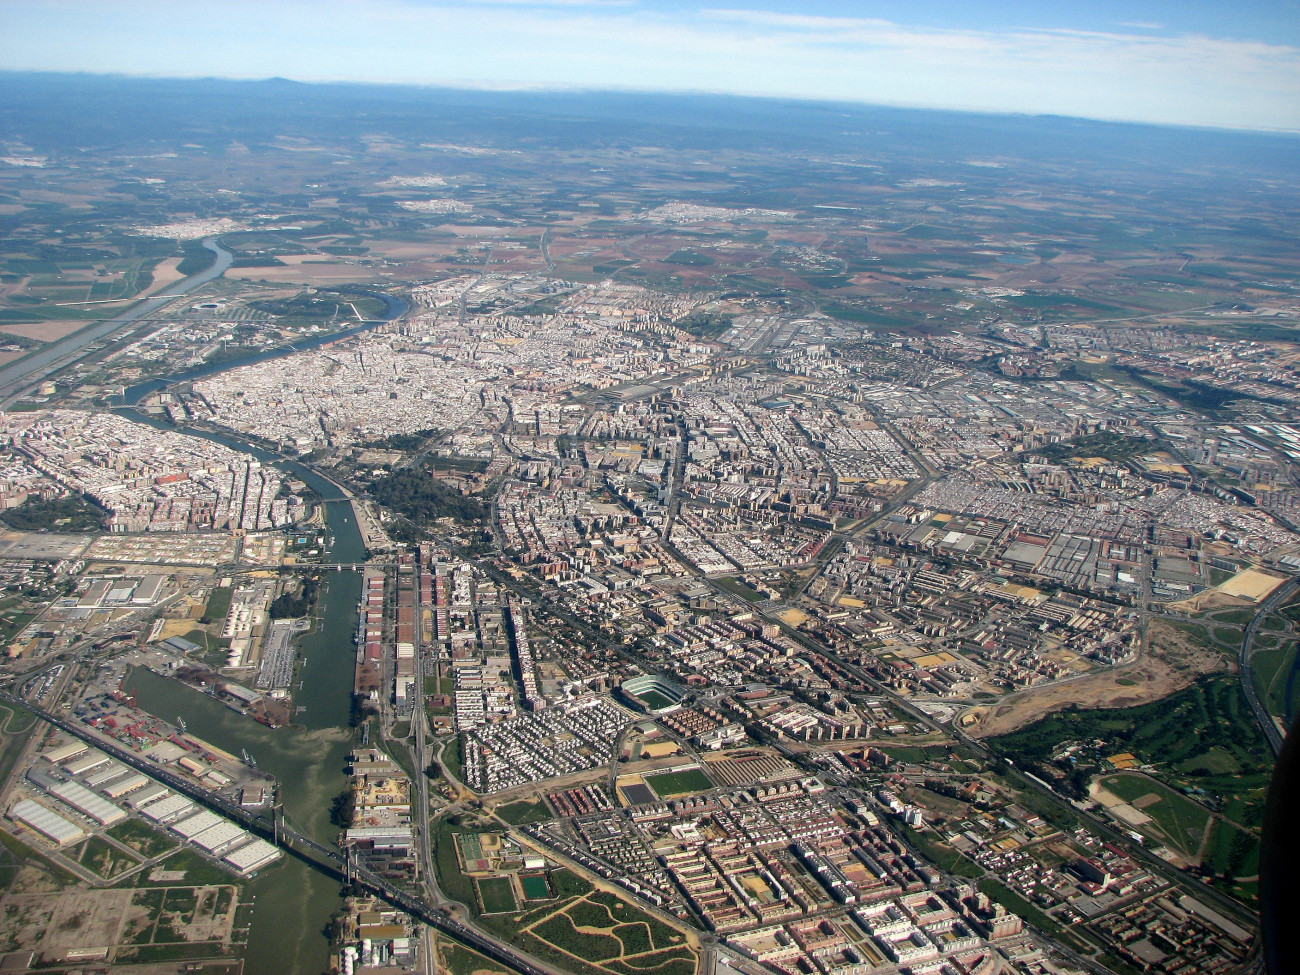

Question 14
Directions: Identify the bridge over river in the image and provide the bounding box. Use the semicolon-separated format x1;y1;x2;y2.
0;689;559;975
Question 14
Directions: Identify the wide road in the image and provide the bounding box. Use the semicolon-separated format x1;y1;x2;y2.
0;238;233;403
1239;578;1296;756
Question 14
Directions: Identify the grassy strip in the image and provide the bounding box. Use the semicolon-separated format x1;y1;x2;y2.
899;826;982;879
977;877;1063;937
495;799;551;825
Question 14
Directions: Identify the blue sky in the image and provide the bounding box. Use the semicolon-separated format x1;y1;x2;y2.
3;1;1299;131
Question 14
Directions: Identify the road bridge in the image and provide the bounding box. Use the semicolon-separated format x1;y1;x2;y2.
0;689;560;975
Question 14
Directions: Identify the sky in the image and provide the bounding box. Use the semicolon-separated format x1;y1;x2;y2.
2;0;1299;132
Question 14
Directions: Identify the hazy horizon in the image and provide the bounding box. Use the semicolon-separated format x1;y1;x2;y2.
2;1;1298;134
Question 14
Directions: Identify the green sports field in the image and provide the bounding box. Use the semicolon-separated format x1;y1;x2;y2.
643;767;712;798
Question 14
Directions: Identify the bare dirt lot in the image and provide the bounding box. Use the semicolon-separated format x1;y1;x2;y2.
225;262;377;285
138;256;184;295
0;320;91;342
968;619;1232;737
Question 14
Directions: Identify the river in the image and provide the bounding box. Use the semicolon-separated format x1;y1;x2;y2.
103;244;397;974
112;405;369;975
0;238;234;402
116;289;406;407
122;470;363;975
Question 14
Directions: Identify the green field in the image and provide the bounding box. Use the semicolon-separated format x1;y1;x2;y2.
77;833;142;880
977;877;1063;937
1211;626;1241;648
1099;773;1210;858
126;848;236;888
495;798;551;825
520;874;551;900
478;876;517;914
992;677;1273;828
1204;818;1260;883
524;891;693;975
433;821;478;907
1252;641;1299;726
643;767;712;798
898;826;981;879
442;736;463;783
636;690;677;711
714;576;766;603
873;744;950;765
178;628;231;655
531;911;623;961
1206;607;1256;628
438;939;512;975
460;865;694;975
0;609;35;645
203;586;233;624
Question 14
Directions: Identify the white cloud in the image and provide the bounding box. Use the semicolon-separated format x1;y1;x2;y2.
1;1;1298;131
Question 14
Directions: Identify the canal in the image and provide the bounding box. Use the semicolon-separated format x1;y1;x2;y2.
9;234;408;972
0;238;235;402
120;438;368;975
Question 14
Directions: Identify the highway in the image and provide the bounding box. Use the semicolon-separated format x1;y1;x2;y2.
1238;579;1296;756
408;555;447;971
0;239;234;406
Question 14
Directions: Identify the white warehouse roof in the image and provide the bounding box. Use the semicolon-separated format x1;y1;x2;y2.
48;780;126;827
191;820;249;855
171;809;223;839
8;799;86;847
222;838;281;874
139;792;195;823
